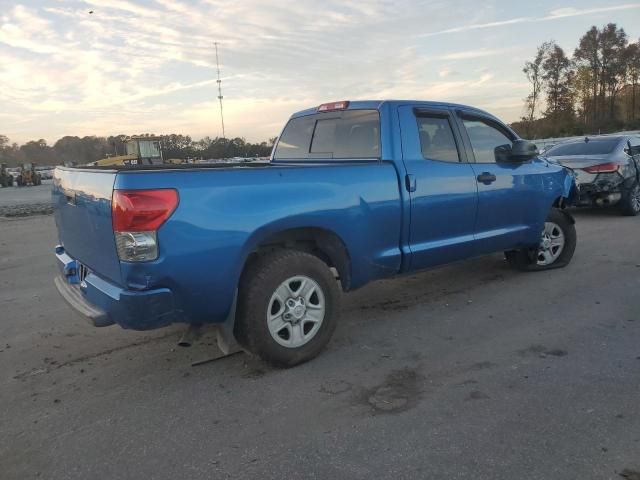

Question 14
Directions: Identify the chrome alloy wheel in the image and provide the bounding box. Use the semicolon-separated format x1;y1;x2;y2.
536;221;565;266
267;275;325;348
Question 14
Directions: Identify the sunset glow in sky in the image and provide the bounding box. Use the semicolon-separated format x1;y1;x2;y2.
1;0;639;143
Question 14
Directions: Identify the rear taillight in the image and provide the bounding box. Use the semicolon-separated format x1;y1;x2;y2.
112;189;178;262
582;162;621;174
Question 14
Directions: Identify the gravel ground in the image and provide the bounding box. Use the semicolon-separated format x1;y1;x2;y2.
0;202;53;217
1;210;639;480
0;182;54;217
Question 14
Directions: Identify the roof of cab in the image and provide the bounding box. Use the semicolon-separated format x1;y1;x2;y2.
290;100;499;121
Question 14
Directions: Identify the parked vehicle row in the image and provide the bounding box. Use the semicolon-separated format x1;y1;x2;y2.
543;135;640;216
0;163;13;187
52;100;582;366
0;164;55;186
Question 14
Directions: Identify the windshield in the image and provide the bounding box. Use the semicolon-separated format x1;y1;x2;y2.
545;138;620;156
139;140;161;158
125;141;138;156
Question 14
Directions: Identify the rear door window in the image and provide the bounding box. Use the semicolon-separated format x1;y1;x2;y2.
274;110;380;160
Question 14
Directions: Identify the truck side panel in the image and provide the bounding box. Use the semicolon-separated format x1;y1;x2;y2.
114;162;403;324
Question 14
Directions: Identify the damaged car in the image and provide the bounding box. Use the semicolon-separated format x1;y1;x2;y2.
543;135;640;216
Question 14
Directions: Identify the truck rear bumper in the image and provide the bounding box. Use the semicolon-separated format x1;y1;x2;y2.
54;273;178;330
54;274;178;330
54;247;178;330
54;276;113;327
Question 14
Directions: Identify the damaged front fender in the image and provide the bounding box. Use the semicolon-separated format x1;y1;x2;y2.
560;167;579;207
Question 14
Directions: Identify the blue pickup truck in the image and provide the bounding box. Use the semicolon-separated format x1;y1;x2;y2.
53;100;577;366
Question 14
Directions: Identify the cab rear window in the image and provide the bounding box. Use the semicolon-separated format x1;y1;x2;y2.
274;110;380;160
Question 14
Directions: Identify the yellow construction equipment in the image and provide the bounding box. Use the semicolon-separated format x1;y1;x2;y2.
89;136;164;166
16;163;42;187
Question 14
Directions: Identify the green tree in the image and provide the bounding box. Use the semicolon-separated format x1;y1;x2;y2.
598;23;628;120
574;26;601;126
20;139;55;165
572;65;594;125
627;41;640;121
541;43;575;132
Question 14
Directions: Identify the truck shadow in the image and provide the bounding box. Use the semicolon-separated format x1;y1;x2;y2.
342;253;512;318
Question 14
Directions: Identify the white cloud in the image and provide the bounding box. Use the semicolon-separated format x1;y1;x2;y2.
419;3;640;38
436;48;514;61
438;68;460;78
1;1;639;144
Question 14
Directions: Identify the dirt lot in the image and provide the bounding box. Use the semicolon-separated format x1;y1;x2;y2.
1;211;639;480
0;182;53;217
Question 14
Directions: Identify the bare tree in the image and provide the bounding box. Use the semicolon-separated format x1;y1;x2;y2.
522;42;551;135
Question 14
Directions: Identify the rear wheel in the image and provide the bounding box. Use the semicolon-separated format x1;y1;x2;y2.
620;182;640;216
235;249;341;367
506;208;576;271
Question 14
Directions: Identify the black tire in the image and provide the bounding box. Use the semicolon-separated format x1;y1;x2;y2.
16;176;23;187
235;249;341;367
620;181;640;216
505;208;576;271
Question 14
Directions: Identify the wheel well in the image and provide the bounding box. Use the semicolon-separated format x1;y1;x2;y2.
551;197;575;224
242;228;351;291
552;196;567;209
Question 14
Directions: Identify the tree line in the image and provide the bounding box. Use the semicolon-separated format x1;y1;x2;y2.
0;133;276;167
512;23;640;139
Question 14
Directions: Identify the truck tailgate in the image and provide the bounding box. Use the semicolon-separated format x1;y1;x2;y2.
53;168;121;284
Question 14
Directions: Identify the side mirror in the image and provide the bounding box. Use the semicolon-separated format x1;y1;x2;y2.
509;139;539;161
494;144;512;163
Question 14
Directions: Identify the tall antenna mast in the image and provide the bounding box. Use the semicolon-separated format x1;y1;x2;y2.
214;42;226;140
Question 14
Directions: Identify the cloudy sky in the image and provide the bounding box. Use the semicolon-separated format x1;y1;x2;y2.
1;1;639;144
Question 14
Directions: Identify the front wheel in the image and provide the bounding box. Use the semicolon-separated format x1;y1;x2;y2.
505;208;576;271
235;249;341;367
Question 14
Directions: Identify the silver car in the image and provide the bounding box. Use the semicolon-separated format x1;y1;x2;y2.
544;135;640;216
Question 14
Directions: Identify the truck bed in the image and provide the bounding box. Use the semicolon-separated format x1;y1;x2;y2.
53;160;404;328
73;161;274;171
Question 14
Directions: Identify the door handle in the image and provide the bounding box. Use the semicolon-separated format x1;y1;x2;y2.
405;174;416;192
477;172;497;185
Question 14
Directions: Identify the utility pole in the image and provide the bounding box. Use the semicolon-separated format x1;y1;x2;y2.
214;42;226;141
